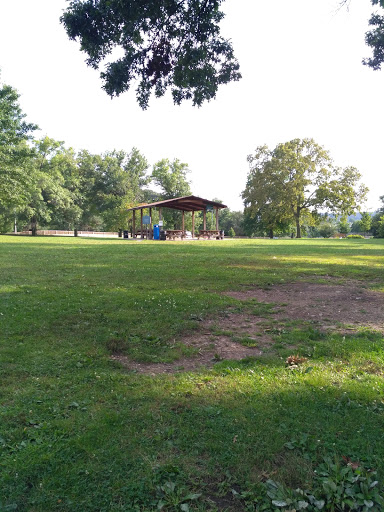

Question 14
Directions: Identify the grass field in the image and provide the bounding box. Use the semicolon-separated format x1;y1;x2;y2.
1;235;384;511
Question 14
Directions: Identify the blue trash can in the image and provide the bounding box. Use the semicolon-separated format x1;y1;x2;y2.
153;224;160;240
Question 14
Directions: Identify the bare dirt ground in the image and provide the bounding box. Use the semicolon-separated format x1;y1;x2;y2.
114;280;384;375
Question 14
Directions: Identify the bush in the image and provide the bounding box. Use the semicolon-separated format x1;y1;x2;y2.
347;234;365;239
228;227;236;238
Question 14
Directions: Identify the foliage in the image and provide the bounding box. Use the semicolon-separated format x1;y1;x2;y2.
243;207;295;238
375;215;384;237
338;215;350;235
17;137;82;234
60;0;384;107
0;78;38;210
347;234;365;239
318;218;338;238
242;139;368;238
236;458;383;511
370;198;384;237
364;1;384;70
228;226;236;237
151;158;192;229
77;147;150;231
218;208;244;236
360;212;373;235
351;219;363;233
61;0;241;109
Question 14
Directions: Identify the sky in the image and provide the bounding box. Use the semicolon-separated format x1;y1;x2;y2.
0;0;383;212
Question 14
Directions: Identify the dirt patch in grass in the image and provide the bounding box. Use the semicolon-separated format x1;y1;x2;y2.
112;332;263;375
114;280;384;374
226;280;384;332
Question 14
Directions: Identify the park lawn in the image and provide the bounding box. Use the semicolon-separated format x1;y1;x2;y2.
1;235;384;511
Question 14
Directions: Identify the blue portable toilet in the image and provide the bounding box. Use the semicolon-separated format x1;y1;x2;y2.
153;224;160;240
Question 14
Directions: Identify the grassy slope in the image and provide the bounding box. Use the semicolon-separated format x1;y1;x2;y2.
1;236;384;511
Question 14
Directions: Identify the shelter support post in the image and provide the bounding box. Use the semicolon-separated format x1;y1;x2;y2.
141;209;143;239
149;208;152;239
203;209;206;231
192;211;195;238
215;207;219;230
182;211;185;233
133;210;136;238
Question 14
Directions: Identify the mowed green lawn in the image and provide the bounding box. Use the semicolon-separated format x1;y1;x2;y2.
1;235;384;511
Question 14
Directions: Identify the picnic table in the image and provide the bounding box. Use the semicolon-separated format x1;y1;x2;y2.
134;229;151;239
166;229;185;240
198;230;223;239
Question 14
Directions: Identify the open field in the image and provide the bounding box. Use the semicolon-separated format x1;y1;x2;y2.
1;236;384;511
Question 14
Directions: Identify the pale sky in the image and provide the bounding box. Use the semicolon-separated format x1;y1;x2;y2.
0;0;383;211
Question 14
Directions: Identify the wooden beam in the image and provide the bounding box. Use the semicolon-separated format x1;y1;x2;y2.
149;208;152;239
215;207;219;230
140;209;143;239
203;209;206;231
182;210;185;232
133;210;136;238
192;210;195;238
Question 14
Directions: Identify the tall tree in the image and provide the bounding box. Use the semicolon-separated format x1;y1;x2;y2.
61;0;241;109
338;214;351;235
0;78;38;212
370;195;384;235
19;137;80;235
152;158;191;198
151;158;191;228
242;139;368;238
360;211;372;236
76;148;150;231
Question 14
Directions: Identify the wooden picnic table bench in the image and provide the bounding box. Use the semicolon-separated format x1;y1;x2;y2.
165;229;186;240
198;230;223;240
134;229;151;238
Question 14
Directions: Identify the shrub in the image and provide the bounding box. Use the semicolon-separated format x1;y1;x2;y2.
347;234;365;239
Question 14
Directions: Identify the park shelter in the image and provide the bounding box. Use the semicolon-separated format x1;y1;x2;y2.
126;195;227;239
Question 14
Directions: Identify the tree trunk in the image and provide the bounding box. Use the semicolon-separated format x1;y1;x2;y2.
295;212;301;238
269;229;274;239
31;216;37;236
74;228;78;237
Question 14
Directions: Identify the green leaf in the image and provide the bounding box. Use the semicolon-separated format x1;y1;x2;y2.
271;500;288;507
183;493;202;501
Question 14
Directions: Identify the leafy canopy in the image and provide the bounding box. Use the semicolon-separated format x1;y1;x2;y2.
0;78;38;209
242;139;368;238
61;0;241;109
364;0;384;70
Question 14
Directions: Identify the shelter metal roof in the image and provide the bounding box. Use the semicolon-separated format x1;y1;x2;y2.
127;195;227;212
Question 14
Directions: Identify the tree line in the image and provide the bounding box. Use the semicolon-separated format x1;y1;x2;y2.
2;77;383;239
0;77;245;235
